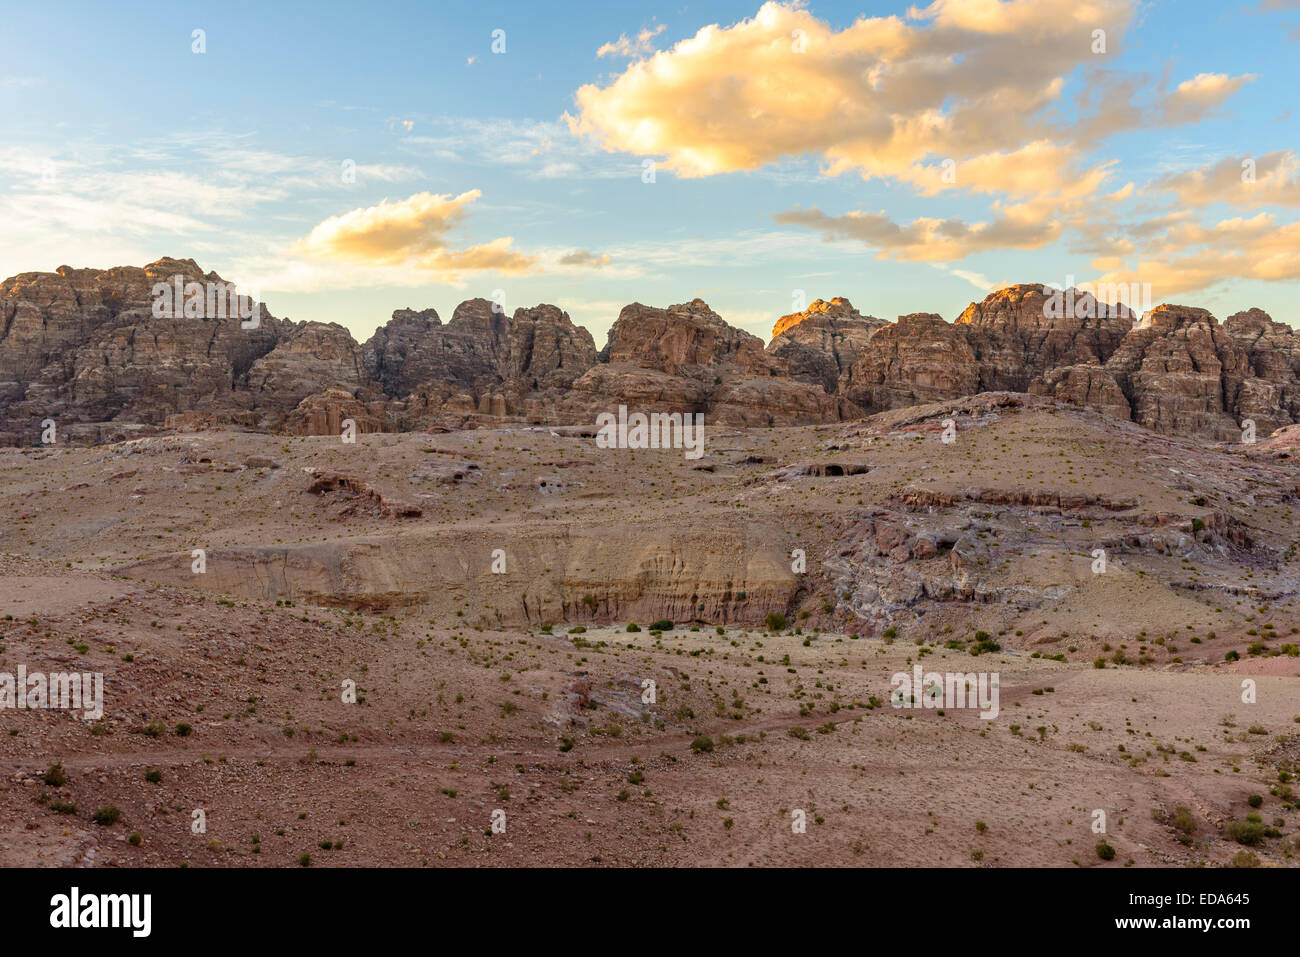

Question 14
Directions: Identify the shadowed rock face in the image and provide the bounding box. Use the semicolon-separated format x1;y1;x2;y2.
1085;305;1246;440
3;259;1299;445
565;298;855;426
838;313;981;412
955;284;1133;393
766;297;887;394
602;299;777;375
363;299;598;426
0;257;291;442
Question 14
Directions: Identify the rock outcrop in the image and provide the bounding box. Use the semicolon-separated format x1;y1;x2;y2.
0;258;289;442
838;313;981;413
364;299;598;427
955;284;1132;393
1100;305;1243;440
2;260;1297;445
564;299;855;425
766;297;887;394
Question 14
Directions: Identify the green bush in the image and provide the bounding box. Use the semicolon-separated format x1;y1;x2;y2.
764;612;788;631
93;805;121;826
1226;819;1266;846
649;619;673;632
690;736;714;754
1096;839;1116;861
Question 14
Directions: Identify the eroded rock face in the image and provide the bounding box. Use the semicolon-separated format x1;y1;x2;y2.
1102;305;1243;440
244;321;372;429
1220;308;1300;437
364;300;598;425
567;299;853;425
838;313;981;413
361;307;445;398
766;297;887;394
282;386;393;437
0;258;288;442
956;284;1133;393
503;304;600;405
1028;364;1132;424
603;299;776;375
3;258;1298;445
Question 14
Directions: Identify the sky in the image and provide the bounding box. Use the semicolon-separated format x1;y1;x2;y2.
2;0;1298;345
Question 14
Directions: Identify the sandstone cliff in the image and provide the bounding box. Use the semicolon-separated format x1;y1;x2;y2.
766;297;887;394
2;259;1297;446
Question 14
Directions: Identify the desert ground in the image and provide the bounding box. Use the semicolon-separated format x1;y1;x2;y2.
2;395;1298;867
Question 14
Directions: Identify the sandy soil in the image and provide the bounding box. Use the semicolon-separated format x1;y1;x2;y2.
1;400;1297;867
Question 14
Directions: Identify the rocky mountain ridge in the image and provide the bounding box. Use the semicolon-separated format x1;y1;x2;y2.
1;259;1296;445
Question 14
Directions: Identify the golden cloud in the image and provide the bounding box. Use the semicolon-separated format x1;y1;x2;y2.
558;249;612;267
569;0;1140;188
1095;212;1300;296
1153;150;1300;208
597;25;666;58
294;190;536;279
774;204;1060;262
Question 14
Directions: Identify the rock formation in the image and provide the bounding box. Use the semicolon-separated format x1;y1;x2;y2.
364;299;598;428
564;299;854;425
2;259;1297;445
0;258;288;442
766;297;887;394
837;313;981;412
954;283;1132;393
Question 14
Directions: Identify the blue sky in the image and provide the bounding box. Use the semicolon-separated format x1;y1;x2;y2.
2;0;1297;344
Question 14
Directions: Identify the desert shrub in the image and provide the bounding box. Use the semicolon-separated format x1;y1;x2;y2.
1226;819;1266;846
93;805;121;826
690;736;714;754
764;612;788;631
1171;805;1197;837
1096;839;1116;861
650;619;673;632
